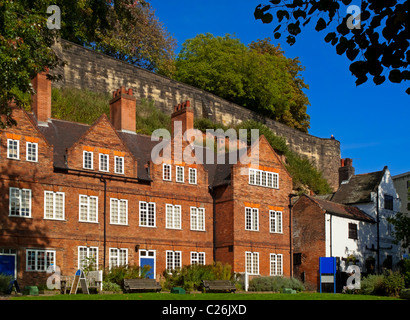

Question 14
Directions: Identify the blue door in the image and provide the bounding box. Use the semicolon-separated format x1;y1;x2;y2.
139;250;155;279
0;255;16;278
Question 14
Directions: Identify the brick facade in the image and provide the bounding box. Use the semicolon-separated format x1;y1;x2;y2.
0;74;293;287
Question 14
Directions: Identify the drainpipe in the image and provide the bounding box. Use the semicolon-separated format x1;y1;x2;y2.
376;189;380;274
288;194;298;278
330;214;333;257
100;177;107;270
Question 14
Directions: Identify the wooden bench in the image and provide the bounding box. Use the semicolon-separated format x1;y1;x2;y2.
202;280;236;293
123;278;162;293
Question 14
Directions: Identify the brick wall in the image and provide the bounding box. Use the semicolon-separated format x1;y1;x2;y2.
214;137;293;276
293;196;326;290
0;106;213;287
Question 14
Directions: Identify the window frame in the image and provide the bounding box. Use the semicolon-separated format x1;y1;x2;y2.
163;164;171;181
245;207;259;231
166;250;181;272
9;187;32;218
83;151;93;170
110;198;128;225
79;195;98;223
139;201;156;227
189;168;197;185
7;139;19;160
190;252;205;265
166;204;182;229
348;223;358;240
190;206;205;231
245;251;259;275
26;142;38;162
175;166;184;183
109;248;128;269
270;253;283;276
99;153;109;172
26;249;56;272
78;246;98;270
269;210;283;233
249;168;279;189
114;156;124;174
44;191;65;220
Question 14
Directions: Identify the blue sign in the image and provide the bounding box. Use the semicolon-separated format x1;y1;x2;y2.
319;257;336;293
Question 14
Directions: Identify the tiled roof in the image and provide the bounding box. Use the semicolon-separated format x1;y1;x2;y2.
331;168;386;204
303;195;375;223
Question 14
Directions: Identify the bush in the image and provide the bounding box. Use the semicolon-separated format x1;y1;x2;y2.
360;272;405;296
398;258;410;288
382;272;405;297
162;262;233;291
102;281;122;293
360;274;385;295
248;276;304;292
0;274;13;294
103;264;152;289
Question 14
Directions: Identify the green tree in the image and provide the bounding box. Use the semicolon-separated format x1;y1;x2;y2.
254;0;410;94
0;0;62;128
388;211;410;251
175;33;310;132
0;0;176;127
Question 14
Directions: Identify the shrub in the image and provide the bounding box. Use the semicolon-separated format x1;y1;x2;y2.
103;264;151;288
248;276;304;292
162;262;233;291
382;272;405;297
0;274;13;294
398;259;410;288
360;272;405;296
360;274;385;295
102;280;122;293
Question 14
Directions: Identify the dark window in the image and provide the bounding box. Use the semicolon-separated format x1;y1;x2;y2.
384;195;393;210
293;253;302;266
348;223;358;240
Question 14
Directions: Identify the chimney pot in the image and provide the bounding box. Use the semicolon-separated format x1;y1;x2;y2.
31;71;51;125
171;100;194;139
109;87;136;134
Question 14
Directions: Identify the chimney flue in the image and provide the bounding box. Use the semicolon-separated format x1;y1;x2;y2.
31;71;51;125
109;86;136;134
339;158;355;185
171;100;194;139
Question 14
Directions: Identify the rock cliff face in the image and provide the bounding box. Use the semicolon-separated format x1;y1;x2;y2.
51;39;341;191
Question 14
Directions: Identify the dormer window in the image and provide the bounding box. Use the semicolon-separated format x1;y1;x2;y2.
114;156;124;174
26;142;38;162
83;151;93;170
249;168;278;189
7;139;19;159
99;153;109;172
176;166;184;183
189;168;197;185
163;164;171;181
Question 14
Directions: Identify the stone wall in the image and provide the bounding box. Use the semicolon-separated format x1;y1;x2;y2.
51;39;341;191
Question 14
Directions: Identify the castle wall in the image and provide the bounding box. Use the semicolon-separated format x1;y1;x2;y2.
52;39;341;191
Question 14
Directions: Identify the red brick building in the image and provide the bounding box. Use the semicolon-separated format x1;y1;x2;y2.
0;73;292;287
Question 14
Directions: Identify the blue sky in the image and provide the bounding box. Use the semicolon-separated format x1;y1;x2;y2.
152;0;409;176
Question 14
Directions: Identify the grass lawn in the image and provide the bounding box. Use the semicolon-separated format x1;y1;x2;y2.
11;291;402;300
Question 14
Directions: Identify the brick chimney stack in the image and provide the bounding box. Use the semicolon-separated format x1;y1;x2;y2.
109;86;136;134
31;71;51;125
171;100;194;139
339;158;355;185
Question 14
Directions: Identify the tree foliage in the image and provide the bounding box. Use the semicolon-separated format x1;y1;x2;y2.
388;211;410;250
57;0;176;77
254;0;410;94
175;33;310;132
0;0;62;128
0;0;176;128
